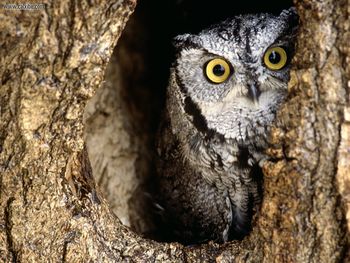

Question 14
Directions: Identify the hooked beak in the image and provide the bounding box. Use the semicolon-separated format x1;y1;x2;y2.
247;84;261;104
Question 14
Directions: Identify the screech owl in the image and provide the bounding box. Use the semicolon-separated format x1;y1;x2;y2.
155;8;298;244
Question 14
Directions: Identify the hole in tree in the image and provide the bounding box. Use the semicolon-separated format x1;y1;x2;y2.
84;0;294;244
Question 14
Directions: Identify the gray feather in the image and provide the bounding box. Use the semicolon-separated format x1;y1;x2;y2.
155;8;298;244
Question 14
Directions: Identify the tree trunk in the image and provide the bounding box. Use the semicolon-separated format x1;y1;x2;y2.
0;0;349;262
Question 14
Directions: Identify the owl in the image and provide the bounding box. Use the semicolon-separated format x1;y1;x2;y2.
155;8;298;244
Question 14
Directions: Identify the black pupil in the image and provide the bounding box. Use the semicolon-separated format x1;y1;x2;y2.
269;51;281;64
212;64;225;76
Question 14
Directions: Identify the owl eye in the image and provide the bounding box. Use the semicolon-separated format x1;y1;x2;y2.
205;58;231;83
263;47;288;70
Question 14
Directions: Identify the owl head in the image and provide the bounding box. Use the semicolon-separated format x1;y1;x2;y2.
172;8;298;143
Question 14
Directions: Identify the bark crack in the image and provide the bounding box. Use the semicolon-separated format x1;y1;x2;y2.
4;197;18;263
61;231;77;263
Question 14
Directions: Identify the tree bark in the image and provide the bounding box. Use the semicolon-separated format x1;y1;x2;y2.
0;0;349;262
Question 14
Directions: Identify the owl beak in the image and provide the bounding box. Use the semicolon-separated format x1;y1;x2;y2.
247;84;260;104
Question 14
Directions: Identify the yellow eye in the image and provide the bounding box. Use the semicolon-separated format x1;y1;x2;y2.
263;47;288;70
205;58;231;83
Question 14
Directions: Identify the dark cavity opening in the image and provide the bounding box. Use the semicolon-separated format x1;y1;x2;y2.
84;0;294;245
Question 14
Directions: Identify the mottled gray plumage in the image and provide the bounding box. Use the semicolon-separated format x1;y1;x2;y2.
155;8;298;244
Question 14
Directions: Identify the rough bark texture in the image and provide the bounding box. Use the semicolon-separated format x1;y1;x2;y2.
0;0;349;262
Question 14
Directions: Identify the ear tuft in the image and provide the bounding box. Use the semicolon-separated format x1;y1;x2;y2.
173;34;192;49
172;34;203;50
280;7;297;17
280;7;299;30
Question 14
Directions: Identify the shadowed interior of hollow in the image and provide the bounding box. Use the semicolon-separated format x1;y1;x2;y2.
83;0;294;243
